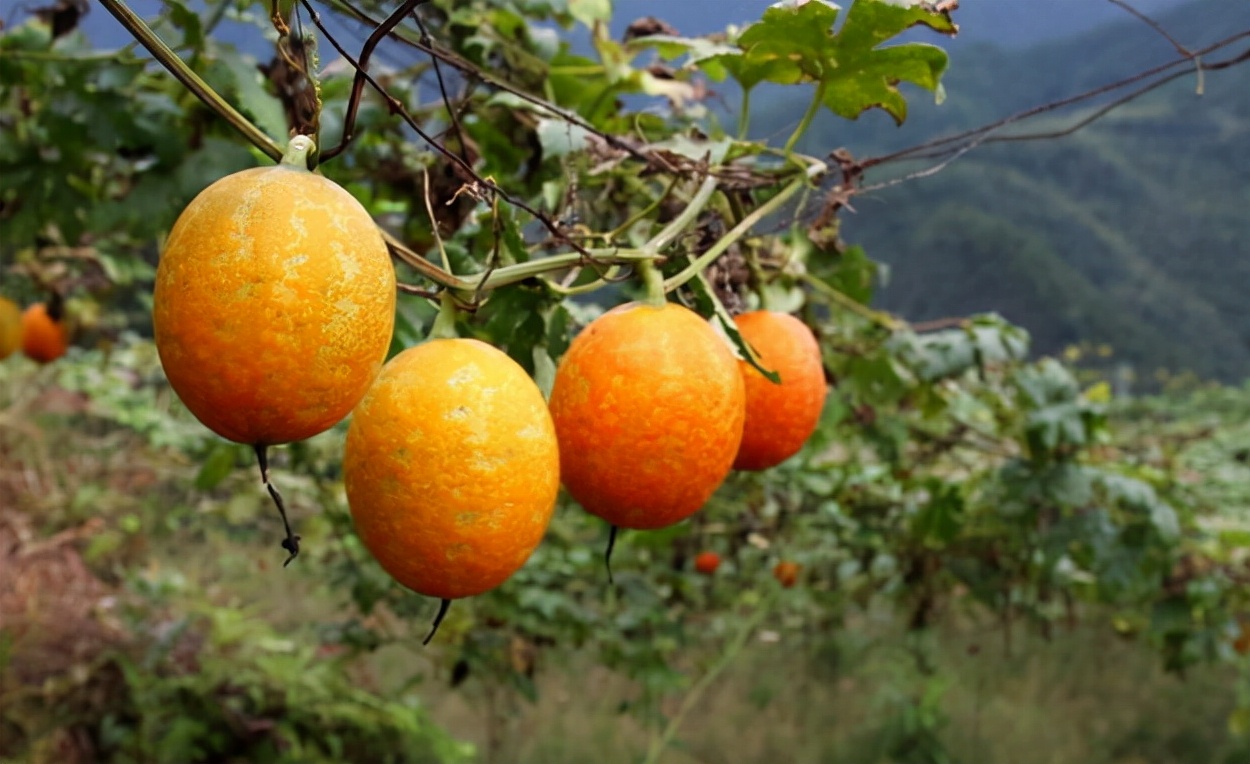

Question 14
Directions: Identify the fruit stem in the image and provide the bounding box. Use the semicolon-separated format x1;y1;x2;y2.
429;291;461;340
254;445;301;566
424;598;452;645
782;80;827;159
638;260;666;307
604;524;620;586
279;136;317;171
663;175;810;294
97;0;282;161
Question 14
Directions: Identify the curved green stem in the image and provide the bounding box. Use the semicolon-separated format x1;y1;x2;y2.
783;80;827;159
737;88;752;140
475;249;658;292
98;0;282;161
800;273;902;331
638;259;666;307
539;268;624;296
429;292;461;340
383;230;462;289
606;176;681;242
279;136;315;170
647;176;720;255
641;596;775;764
663;176;808;294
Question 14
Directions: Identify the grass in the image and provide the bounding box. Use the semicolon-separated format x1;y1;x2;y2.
3;353;1250;764
410;600;1248;764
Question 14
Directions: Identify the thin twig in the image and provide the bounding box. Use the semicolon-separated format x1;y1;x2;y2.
410;8;469;165
862;29;1250;170
324;0;651;164
1107;0;1193;58
321;0;426;162
97;0;282;161
298;0;598;261
851;41;1250;199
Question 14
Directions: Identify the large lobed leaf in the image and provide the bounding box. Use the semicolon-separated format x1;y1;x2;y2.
707;0;956;124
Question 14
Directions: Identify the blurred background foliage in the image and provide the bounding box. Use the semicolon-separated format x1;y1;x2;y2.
3;0;1250;762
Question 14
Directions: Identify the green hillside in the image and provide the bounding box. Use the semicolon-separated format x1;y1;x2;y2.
759;0;1250;382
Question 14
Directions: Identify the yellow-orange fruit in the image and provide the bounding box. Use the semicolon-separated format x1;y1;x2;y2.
21;303;69;364
343;339;560;600
733;311;826;471
0;298;20;360
549;301;746;530
153;136;395;446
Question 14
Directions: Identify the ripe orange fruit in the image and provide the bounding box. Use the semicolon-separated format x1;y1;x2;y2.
1235;620;1250;656
549;301;746;530
773;560;801;588
733;311;826;471
20;302;69;364
152;136;395;446
694;551;721;575
343;338;560;601
0;298;20;360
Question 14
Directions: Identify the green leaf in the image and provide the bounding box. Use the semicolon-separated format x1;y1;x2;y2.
194;442;238;490
567;0;611;28
708;0;954;124
912;481;963;545
536;117;592;158
202;48;287;142
165;0;204;50
625;34;739;72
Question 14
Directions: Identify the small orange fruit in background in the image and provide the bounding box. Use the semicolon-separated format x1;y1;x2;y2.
773;560;801;588
733;310;826;471
694;551;722;575
1234;620;1250;656
0;298;21;360
549;301;746;530
152;136;395;446
21;302;69;364
343;338;560;601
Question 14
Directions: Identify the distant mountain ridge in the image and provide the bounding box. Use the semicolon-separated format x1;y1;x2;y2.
791;0;1250;382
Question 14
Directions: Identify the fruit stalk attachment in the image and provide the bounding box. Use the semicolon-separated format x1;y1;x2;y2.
424;598;452;646
254;445;301;566
604;524;621;586
429;291;461;340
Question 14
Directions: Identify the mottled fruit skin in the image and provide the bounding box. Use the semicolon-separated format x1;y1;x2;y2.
153;154;395;445
20;304;68;364
0;298;20;360
773;560;801;588
733;311;826;471
694;551;721;575
549;301;746;530
343;339;560;600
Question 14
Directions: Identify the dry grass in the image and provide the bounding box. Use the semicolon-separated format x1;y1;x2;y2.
417;616;1244;764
